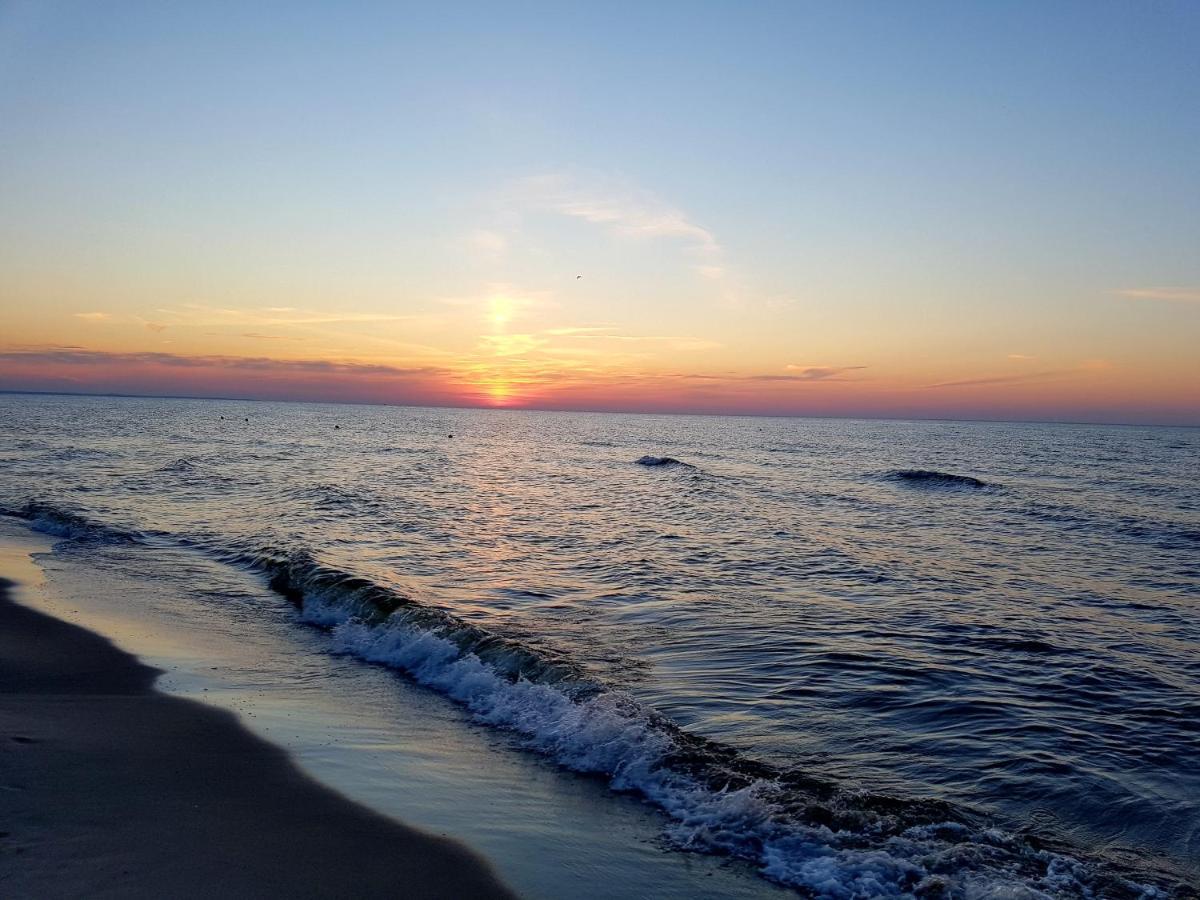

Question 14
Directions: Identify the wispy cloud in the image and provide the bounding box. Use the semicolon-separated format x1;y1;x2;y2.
543;325;617;336
479;333;544;357
74;312;111;321
159;305;417;327
132;317;169;333
1007;353;1034;360
557;332;721;351
784;364;867;381
925;370;1069;389
507;172;723;277
0;346;467;406
0;346;448;378
1117;287;1200;304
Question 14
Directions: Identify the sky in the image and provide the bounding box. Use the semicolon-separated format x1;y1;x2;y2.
1;1;1198;424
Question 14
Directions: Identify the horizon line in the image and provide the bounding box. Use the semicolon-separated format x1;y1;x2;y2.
1;388;1195;431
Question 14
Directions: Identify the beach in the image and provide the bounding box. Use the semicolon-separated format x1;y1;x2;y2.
0;551;515;899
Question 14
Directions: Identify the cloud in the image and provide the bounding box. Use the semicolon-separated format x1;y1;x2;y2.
479;333;544;357
0;348;427;372
507;172;723;277
1007;353;1034;360
543;326;617;336
783;365;867;381
924;370;1069;389
74;312;111;321
0;346;469;407
0;346;448;378
132;316;169;333
1117;287;1200;304
554;332;722;352
160;305;416;327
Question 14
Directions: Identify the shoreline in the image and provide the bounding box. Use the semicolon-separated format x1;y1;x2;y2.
0;569;516;899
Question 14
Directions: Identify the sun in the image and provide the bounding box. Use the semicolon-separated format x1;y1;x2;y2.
488;296;515;328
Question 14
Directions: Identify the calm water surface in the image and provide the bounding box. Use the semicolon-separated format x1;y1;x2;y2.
2;394;1197;897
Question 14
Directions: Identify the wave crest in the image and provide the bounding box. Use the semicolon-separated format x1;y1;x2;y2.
883;469;990;490
1;499;142;543
636;455;695;469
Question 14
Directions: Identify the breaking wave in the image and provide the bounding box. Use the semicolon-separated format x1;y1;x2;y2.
1;499;142;543
0;499;1171;897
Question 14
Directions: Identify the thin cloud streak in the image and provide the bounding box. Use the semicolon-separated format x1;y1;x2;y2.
925;371;1070;389
160;305;419;327
512;173;720;254
1117;287;1200;304
506;172;725;279
0;347;448;377
784;365;868;381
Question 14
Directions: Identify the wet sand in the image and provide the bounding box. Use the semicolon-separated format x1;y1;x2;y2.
0;570;516;899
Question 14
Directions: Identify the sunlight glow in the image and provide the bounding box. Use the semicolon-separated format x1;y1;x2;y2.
489;297;515;328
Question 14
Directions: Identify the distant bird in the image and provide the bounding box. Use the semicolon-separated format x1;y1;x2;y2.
576;274;582;279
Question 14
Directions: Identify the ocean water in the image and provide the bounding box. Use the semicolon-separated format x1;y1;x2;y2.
1;393;1197;897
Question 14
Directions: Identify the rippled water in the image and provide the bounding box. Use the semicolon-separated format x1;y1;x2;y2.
2;393;1197;896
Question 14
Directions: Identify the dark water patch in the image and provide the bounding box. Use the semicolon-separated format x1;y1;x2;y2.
1021;499;1200;553
636;455;695;469
42;446;119;461
961;635;1066;655
160;456;201;473
288;483;387;516
882;469;990;490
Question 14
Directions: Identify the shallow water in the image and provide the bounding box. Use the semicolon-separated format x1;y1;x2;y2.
1;393;1197;896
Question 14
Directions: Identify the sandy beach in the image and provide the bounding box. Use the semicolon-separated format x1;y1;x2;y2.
0;564;515;899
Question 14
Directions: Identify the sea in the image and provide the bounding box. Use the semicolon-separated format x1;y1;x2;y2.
1;392;1197;898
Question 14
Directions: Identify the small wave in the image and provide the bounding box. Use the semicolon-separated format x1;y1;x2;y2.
636;455;695;469
159;457;201;473
43;446;117;461
213;545;589;689
0;499;142;543
883;469;990;490
288;483;387;516
1022;500;1200;552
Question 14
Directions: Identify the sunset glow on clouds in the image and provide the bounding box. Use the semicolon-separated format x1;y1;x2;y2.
1;4;1197;424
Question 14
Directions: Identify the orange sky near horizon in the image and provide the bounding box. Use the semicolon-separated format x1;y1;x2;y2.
1;286;1197;424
